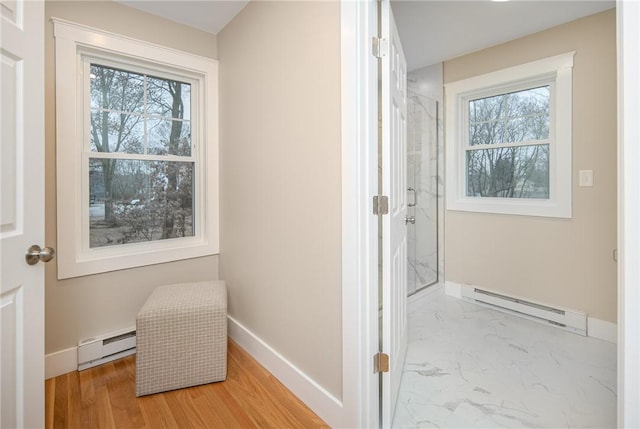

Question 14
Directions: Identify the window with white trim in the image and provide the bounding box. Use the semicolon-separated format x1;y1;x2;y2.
445;52;574;218
54;20;219;279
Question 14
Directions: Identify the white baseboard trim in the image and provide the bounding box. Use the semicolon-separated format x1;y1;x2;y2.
445;281;617;343
227;315;344;427
444;280;463;298
588;317;617;343
45;346;77;380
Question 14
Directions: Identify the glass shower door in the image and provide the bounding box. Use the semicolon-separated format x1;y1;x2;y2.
407;92;438;295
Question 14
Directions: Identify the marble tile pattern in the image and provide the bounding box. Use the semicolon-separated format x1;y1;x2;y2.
393;287;617;429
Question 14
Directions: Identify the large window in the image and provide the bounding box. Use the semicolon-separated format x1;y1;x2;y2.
445;52;574;218
54;20;219;279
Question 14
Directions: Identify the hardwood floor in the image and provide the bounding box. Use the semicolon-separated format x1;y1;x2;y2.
45;339;329;428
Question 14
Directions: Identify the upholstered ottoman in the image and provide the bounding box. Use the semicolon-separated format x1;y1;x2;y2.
135;281;227;397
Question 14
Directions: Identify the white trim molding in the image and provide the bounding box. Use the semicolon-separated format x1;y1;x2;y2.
45;347;78;380
587;317;617;344
227;316;344;428
444;280;463;298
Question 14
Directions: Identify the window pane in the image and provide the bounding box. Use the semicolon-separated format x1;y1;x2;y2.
505;114;549;142
147;118;191;156
89;158;194;248
90;64;144;114
89;65;193;156
469;85;550;145
510;86;549;115
470;120;505;146
469;93;505;124
146;76;191;120
90;110;144;153
466;144;549;199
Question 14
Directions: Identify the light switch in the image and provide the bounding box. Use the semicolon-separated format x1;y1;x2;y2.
579;170;593;187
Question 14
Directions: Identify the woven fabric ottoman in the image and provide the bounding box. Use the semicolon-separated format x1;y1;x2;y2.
135;280;227;397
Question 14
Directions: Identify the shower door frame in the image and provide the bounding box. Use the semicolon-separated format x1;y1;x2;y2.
406;93;440;296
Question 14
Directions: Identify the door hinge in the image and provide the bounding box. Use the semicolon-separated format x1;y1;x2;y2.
373;352;390;374
373;195;389;215
372;37;388;58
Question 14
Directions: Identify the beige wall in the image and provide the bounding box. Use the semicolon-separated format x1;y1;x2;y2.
217;1;343;398
444;10;617;322
44;0;219;355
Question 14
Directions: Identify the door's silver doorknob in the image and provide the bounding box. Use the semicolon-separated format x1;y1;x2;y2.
405;216;415;225
25;245;56;265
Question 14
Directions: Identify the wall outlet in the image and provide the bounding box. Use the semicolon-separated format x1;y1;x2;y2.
579;170;593;187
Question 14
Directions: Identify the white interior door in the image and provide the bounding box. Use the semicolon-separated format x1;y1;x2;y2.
1;1;46;428
380;1;408;427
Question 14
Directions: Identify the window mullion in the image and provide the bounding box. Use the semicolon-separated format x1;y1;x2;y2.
91;107;144;117
467;139;551;151
143;74;148;155
86;151;195;163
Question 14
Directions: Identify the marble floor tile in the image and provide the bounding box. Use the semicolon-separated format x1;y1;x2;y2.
393;286;617;429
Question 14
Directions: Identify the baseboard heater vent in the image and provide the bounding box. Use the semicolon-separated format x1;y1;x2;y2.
78;326;136;371
461;285;587;336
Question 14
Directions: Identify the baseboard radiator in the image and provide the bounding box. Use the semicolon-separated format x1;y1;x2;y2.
78;326;136;371
460;285;587;336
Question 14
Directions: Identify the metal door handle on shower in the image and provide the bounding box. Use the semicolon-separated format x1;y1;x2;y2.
407;187;417;207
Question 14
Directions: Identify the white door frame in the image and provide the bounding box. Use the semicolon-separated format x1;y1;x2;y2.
341;1;640;427
340;1;379;427
617;1;640;427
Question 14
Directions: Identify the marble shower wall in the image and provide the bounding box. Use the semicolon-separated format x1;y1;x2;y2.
407;63;444;296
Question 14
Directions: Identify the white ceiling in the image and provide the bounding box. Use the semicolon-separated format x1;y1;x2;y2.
116;0;614;72
392;0;615;71
117;0;249;35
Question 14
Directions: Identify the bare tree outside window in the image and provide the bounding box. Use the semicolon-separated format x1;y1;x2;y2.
88;64;194;248
466;86;550;199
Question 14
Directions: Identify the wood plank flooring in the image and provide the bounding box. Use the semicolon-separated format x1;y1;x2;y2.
45;339;329;429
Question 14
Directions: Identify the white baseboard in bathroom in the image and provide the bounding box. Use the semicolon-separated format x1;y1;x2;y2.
45;346;78;380
227;315;344;428
444;281;617;343
444;281;463;298
588;317;617;343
